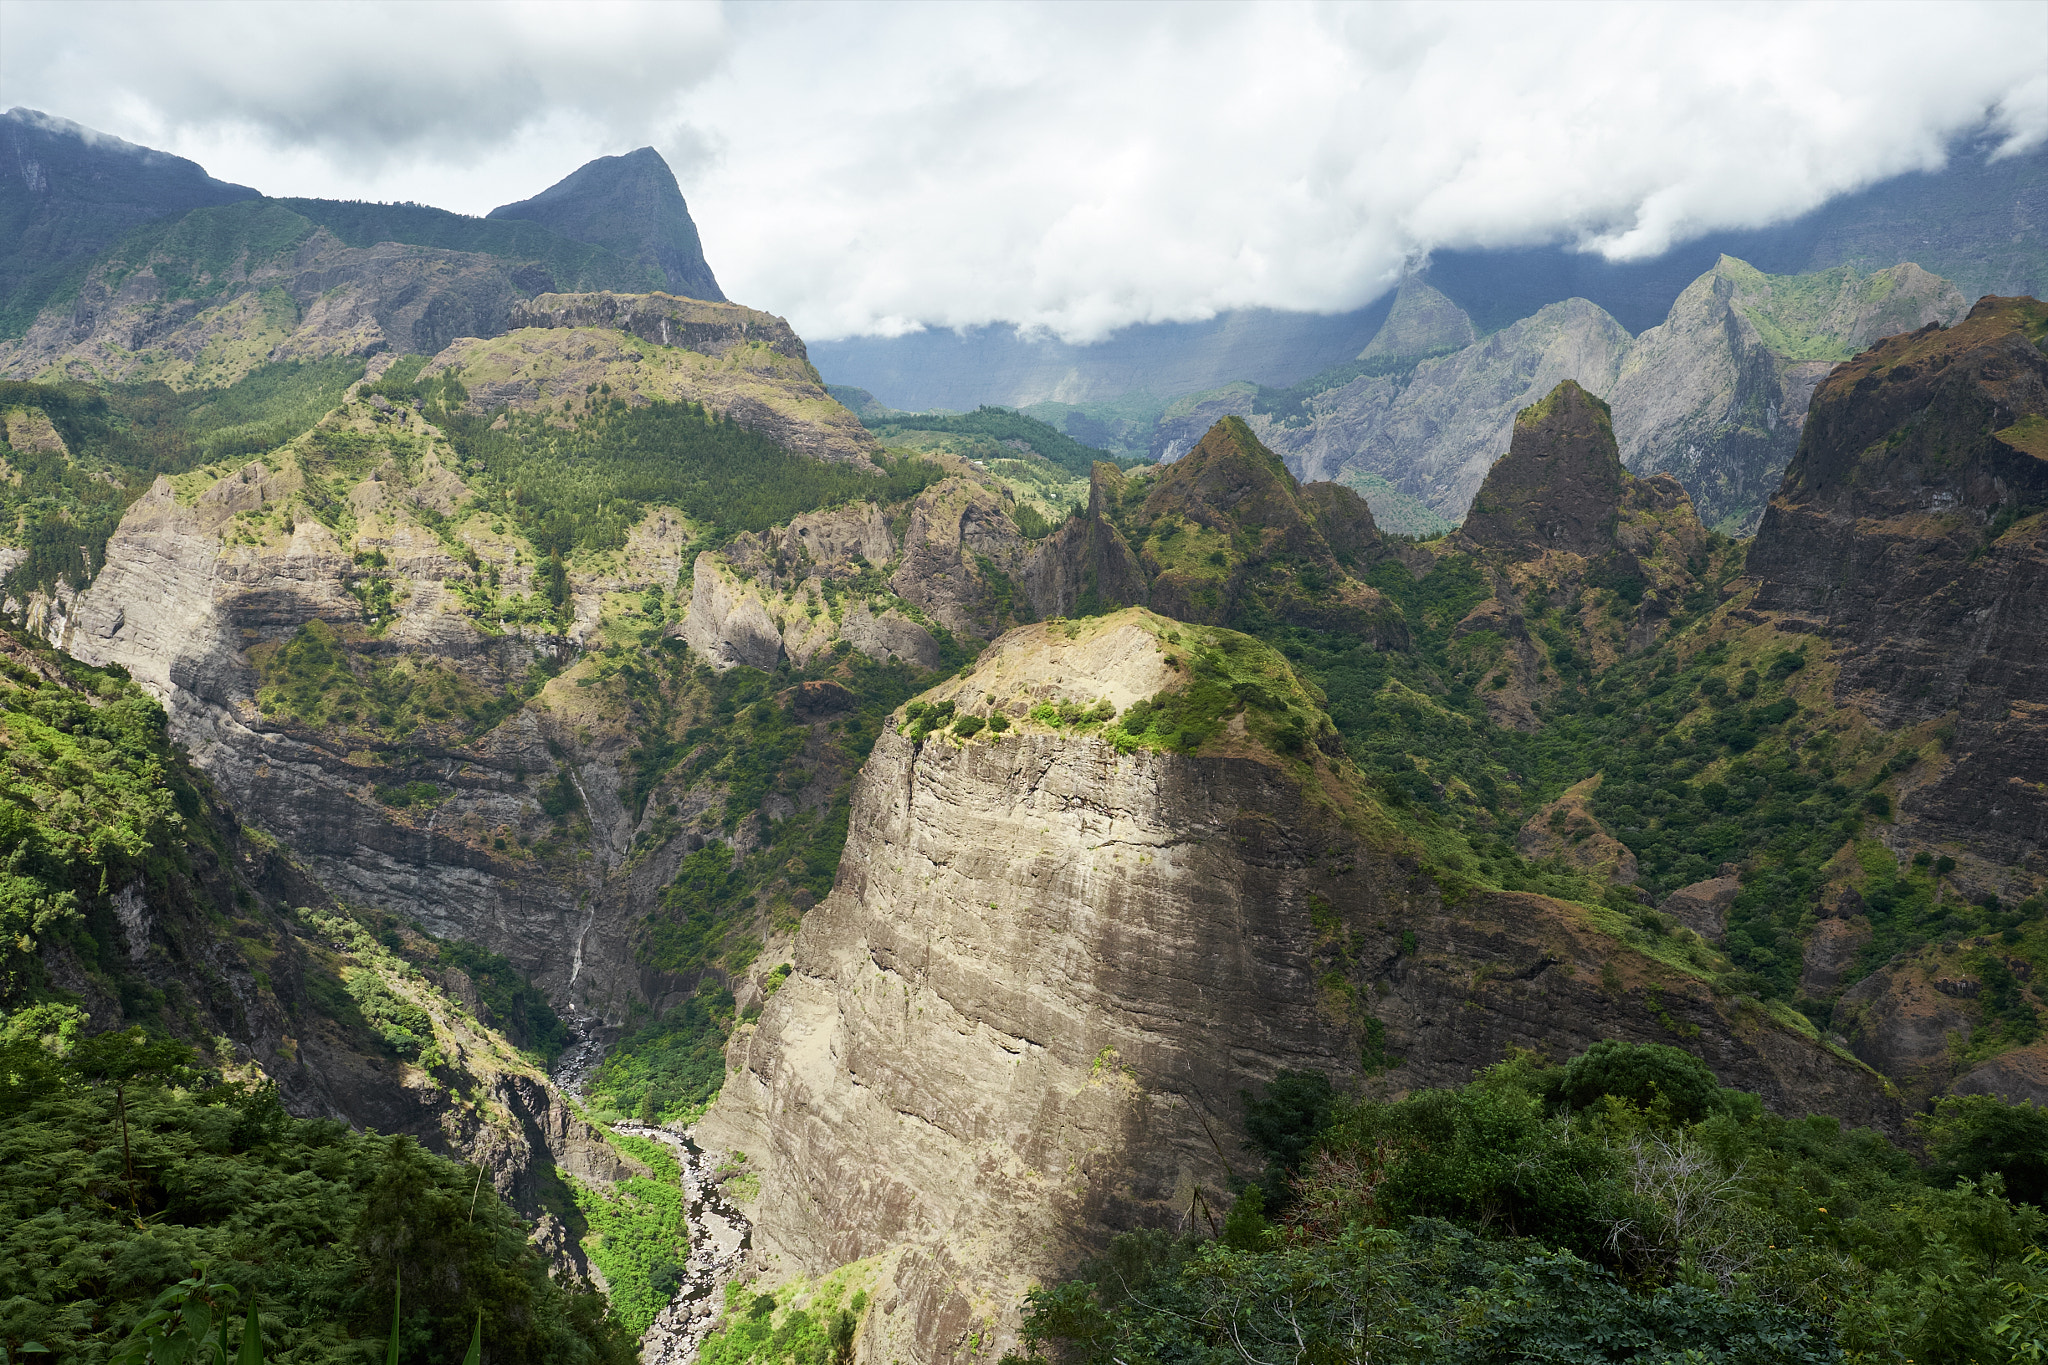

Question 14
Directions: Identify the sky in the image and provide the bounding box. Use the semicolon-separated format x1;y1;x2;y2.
2;0;2043;343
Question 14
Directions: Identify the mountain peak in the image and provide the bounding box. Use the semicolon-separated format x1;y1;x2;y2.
487;146;724;302
1358;274;1476;363
1460;380;1630;557
2;107;259;330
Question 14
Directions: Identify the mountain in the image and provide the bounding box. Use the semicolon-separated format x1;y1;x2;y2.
488;146;726;302
2;106;2044;1363
1147;255;1968;535
813;145;2044;415
0;106;259;336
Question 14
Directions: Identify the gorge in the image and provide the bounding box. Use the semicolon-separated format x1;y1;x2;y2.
1;113;2044;1365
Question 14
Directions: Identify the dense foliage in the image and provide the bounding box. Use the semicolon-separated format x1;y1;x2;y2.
0;641;199;1008
863;405;1133;477
0;1012;635;1363
1016;1047;2048;1365
420;391;946;555
0;359;364;597
1228;545;2035;1019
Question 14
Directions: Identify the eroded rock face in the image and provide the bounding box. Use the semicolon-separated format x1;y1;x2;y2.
1461;382;1632;558
1747;296;2048;874
1610;258;1966;534
700;610;1898;1365
1660;869;1740;942
510;292;802;363
427;313;883;469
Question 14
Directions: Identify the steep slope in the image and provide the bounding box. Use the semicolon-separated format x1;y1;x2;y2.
488;147;725;302
1356;274;1475;362
1131;257;1968;535
0;614;631;1270
435;291;879;466
0;107;258;335
698;609;1896;1365
1610;257;1966;533
1023;417;1407;646
1243;297;1637;517
1747;296;2048;870
0;198;656;389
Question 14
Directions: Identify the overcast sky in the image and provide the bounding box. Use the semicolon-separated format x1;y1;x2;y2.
3;0;2042;342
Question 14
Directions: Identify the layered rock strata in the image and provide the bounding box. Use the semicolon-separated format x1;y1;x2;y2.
700;609;1897;1365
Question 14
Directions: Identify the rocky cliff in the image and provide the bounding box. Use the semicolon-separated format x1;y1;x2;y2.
1747;296;2048;883
1609;257;1965;533
698;609;1897;1364
1022;419;1407;647
1140;257;1968;535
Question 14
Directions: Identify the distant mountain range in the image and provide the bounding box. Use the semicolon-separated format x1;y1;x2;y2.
812;143;2045;414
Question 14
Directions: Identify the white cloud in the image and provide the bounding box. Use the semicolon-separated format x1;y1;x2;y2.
2;0;2041;341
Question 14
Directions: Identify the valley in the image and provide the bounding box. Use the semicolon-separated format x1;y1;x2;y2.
0;108;2044;1365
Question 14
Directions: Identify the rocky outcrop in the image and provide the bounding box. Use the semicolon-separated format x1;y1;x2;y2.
509;292;803;364
1609;257;1967;533
1020;463;1150;618
1460;382;1632;558
1518;775;1638;884
1141;258;1967;536
1357;275;1475;362
1024;422;1405;646
700;609;1898;1365
1746;296;2048;875
1660;868;1740;941
1264;298;1636;520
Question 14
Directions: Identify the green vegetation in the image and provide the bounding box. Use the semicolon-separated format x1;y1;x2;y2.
1015;1047;2048;1365
863;405;1139;477
0;643;191;1005
276;198;661;296
697;1276;863;1365
433;939;570;1067
1336;470;1458;539
429;394;947;556
585;982;735;1125
248;619;544;744
0;358;364;598
568;1131;691;1335
0;1012;635;1362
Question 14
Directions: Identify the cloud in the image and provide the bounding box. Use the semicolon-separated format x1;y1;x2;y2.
3;0;2042;342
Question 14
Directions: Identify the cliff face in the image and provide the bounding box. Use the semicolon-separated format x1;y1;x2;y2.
1610;257;1966;533
1748;296;2048;874
488;147;726;303
1142;257;1967;536
700;610;1897;1365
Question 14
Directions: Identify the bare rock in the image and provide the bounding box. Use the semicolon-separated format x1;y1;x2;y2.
701;607;1897;1365
1800;918;1873;998
1660;867;1741;941
1950;1042;2048;1106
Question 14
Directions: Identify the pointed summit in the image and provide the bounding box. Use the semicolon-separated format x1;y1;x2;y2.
488;147;724;302
1460;380;1631;557
1358;275;1476;363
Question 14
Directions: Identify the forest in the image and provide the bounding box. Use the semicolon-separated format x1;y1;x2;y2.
1011;1045;2048;1365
